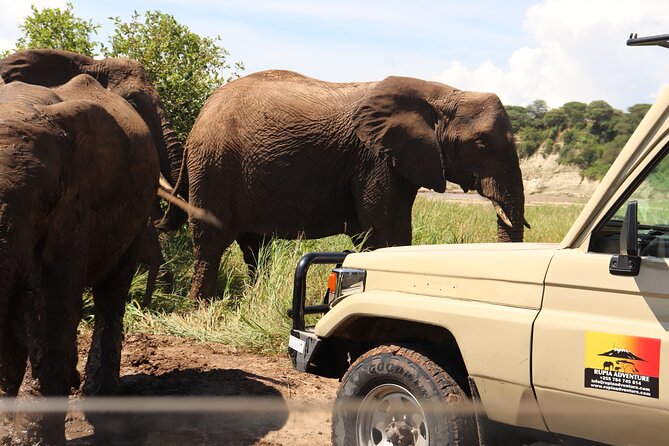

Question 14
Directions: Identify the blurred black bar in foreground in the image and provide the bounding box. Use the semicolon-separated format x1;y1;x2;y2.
627;33;669;49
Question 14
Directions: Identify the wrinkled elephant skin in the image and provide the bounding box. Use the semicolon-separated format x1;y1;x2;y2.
185;71;526;300
0;76;158;445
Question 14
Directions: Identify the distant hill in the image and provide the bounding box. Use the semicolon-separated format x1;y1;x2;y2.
506;100;652;183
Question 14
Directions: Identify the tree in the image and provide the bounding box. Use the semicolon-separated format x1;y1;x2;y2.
505;105;530;133
14;2;101;56
614;103;652;135
526;99;549;120
561;101;587;129
543;108;568;131
105;11;244;140
585;100;619;142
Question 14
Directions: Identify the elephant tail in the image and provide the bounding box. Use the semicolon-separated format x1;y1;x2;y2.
156;179;222;230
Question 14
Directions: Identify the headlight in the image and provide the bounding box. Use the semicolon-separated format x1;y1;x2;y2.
327;267;366;306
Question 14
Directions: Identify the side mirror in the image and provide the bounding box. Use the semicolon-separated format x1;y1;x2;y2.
609;200;641;276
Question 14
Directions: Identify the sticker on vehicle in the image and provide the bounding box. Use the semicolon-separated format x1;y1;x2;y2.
584;331;660;398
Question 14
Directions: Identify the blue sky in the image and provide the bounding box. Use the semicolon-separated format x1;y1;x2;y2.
2;0;668;109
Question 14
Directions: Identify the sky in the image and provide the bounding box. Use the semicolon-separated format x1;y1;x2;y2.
1;0;669;110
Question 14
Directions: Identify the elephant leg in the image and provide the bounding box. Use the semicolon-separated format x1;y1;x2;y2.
189;222;232;301
237;234;268;278
21;263;85;446
0;289;27;397
0;285;27;445
83;236;141;397
354;177;417;250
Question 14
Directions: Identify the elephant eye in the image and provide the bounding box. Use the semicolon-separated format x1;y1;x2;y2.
126;97;138;109
123;93;140;110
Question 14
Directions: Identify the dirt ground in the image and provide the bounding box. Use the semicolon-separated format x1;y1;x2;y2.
65;333;340;445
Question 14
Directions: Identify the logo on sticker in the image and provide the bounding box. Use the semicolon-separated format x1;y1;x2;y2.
584;331;660;398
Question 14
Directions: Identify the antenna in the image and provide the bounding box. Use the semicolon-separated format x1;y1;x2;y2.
627;33;669;49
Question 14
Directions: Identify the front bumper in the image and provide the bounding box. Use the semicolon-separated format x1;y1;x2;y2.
288;329;321;372
287;251;350;371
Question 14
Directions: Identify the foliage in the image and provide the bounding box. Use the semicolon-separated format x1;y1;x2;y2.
8;6;242;143
104;11;243;141
561;101;587;129
13;2;101;56
509;98;652;180
517;127;545;158
543;108;567;131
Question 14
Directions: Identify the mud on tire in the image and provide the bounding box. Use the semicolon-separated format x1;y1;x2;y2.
332;344;476;446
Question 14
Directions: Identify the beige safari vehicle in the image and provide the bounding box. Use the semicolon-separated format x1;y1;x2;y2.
288;33;669;446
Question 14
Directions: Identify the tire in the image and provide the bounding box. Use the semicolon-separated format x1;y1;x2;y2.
332;344;476;446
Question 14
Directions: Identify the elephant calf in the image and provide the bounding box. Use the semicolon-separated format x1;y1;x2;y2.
0;75;159;444
165;70;527;300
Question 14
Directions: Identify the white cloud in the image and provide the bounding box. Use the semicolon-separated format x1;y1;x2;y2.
434;0;669;108
0;0;67;52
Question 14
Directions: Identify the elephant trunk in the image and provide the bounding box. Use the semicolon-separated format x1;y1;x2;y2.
144;92;189;231
156;105;186;193
479;175;525;243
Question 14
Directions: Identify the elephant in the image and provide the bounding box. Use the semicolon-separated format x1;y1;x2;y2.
0;49;187;302
0;75;160;444
0;49;184;192
166;70;528;301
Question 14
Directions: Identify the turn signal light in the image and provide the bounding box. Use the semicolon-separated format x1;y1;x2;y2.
327;268;366;307
327;271;338;294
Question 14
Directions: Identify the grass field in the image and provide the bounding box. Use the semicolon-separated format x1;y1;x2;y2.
83;197;585;353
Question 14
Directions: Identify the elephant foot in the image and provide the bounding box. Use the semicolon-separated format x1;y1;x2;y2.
14;406;68;446
82;372;120;397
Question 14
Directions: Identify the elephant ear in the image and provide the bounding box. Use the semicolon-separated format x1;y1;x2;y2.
353;76;446;193
35;99;131;209
0;49;94;86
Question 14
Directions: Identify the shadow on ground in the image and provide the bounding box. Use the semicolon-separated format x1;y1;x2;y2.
69;368;289;446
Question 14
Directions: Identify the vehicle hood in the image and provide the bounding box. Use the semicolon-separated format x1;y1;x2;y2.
342;243;559;309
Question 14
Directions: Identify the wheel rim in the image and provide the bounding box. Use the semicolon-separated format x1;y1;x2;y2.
356;383;429;446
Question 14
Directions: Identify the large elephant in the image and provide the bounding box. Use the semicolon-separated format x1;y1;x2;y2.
0;50;189;304
175;71;527;300
0;75;159;444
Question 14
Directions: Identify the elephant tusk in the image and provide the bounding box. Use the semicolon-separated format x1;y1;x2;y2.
493;201;513;229
157;186;223;230
159;174;180;198
524;218;532;230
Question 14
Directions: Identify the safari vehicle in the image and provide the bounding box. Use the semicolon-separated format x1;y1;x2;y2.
287;33;669;446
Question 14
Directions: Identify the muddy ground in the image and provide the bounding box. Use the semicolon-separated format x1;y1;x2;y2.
65;333;340;445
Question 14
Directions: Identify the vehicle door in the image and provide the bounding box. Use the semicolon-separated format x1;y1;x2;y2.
533;146;669;446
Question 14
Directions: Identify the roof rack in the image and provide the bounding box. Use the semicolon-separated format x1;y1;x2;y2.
627;33;669;49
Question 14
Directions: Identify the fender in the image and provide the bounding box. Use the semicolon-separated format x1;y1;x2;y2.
314;290;547;431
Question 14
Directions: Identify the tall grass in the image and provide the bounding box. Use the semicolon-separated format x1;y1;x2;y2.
82;197;584;353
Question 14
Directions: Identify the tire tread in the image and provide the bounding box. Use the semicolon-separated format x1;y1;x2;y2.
332;344;476;446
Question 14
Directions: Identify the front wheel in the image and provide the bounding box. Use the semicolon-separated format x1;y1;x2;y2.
332;345;476;446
